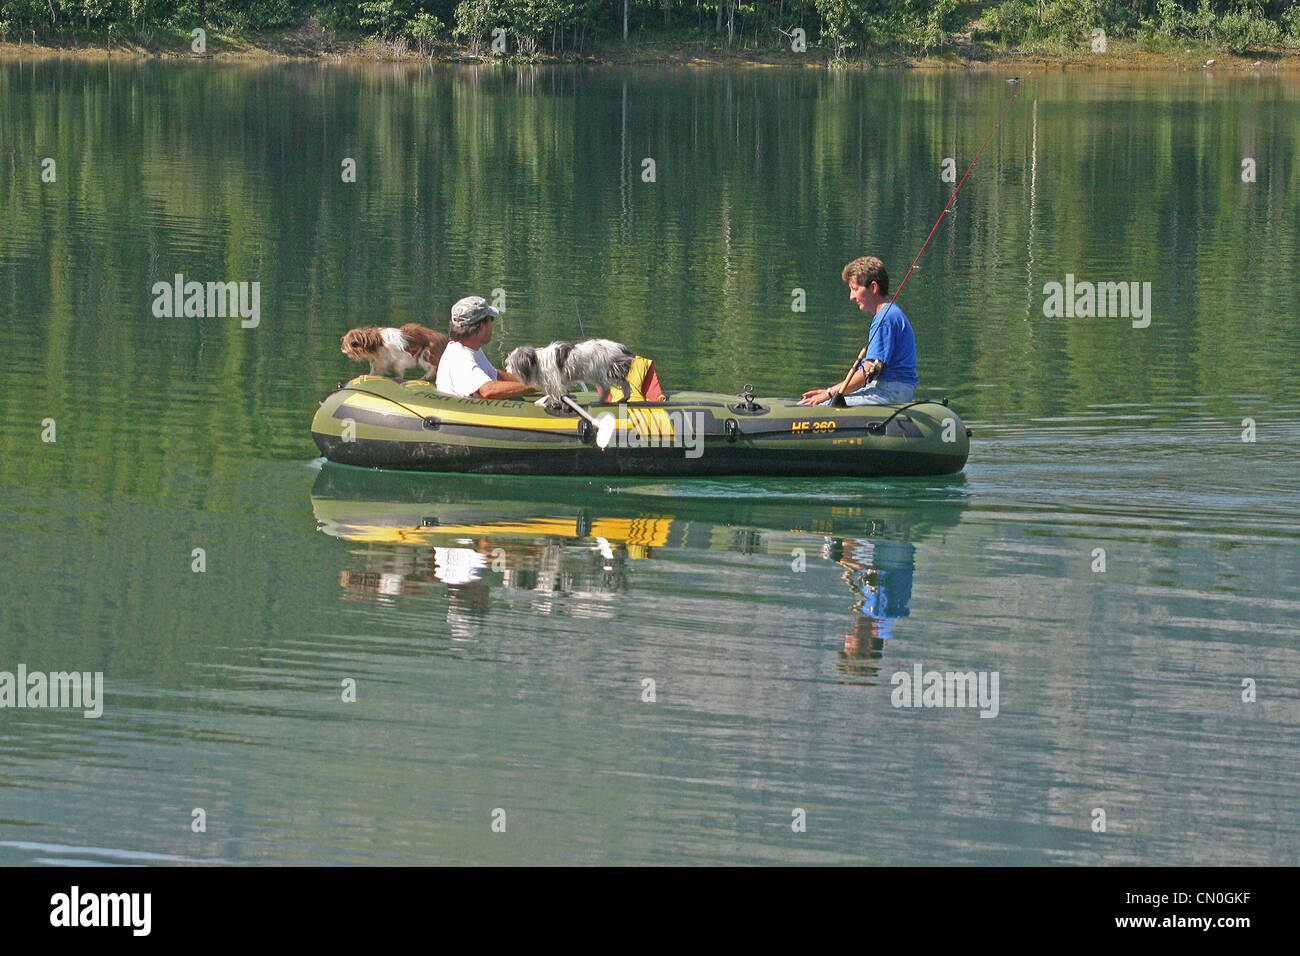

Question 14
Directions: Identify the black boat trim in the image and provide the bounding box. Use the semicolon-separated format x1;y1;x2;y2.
312;433;967;477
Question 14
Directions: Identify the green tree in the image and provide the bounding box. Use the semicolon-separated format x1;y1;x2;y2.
358;0;416;38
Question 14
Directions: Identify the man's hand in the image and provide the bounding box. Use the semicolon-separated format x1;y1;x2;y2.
798;388;831;406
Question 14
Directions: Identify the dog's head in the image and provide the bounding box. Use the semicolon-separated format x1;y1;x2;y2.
505;346;538;384
341;327;383;360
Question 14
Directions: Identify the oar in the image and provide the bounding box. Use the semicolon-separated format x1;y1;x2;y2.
829;82;1021;405
562;395;616;449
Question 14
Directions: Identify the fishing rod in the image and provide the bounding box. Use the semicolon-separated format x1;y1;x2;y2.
575;295;587;339
829;82;1020;406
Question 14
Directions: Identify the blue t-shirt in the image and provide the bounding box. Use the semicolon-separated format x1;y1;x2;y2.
863;304;918;388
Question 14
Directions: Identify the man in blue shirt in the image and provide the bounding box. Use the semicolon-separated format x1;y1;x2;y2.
799;256;919;406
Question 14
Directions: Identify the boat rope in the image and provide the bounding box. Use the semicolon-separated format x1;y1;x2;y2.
336;384;449;426
867;398;950;434
337;383;586;433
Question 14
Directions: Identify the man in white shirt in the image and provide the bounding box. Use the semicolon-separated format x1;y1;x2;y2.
434;295;533;400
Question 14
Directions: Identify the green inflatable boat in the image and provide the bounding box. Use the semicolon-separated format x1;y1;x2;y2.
310;376;971;477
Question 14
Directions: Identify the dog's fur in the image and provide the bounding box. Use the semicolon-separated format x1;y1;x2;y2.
340;323;449;380
506;341;573;405
506;338;635;407
566;338;636;395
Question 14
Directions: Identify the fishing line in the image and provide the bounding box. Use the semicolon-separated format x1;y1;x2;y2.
331;384;448;427
833;83;1021;404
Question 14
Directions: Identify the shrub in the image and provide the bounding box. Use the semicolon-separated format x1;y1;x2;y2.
357;0;416;38
408;10;445;54
453;0;496;54
980;0;1107;47
1211;2;1282;51
1284;1;1300;40
815;0;861;60
982;0;1037;44
1037;0;1102;45
1184;0;1219;43
216;1;301;35
1;0;48;36
1144;0;1188;38
906;0;963;53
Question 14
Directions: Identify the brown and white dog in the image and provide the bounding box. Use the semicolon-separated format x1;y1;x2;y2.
340;323;449;380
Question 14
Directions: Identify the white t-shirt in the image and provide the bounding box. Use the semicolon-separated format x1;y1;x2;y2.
435;340;498;397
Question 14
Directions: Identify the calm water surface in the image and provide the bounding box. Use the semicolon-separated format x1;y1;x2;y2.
1;60;1298;865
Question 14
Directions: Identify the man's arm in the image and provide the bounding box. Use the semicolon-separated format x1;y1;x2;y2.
840;358;886;392
859;358;885;383
797;359;885;405
476;375;534;400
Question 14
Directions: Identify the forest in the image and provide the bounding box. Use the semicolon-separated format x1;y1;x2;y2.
2;1;1298;59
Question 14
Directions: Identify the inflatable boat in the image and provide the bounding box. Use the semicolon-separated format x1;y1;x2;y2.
310;376;970;477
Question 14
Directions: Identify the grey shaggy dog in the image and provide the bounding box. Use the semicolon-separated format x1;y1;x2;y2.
506;338;635;407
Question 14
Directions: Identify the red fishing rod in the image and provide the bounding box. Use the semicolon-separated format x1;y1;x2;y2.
830;82;1020;405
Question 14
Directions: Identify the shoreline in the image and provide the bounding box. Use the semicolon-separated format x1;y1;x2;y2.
3;31;1299;73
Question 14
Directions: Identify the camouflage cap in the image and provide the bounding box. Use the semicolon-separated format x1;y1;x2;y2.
449;295;499;333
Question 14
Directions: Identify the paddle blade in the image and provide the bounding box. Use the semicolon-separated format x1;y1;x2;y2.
595;413;616;450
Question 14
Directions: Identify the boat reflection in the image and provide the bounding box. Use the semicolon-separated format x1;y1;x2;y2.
311;464;965;661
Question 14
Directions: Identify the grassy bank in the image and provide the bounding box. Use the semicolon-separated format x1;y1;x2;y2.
3;32;1299;73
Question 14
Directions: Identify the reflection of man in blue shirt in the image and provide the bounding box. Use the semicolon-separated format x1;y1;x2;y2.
840;538;915;642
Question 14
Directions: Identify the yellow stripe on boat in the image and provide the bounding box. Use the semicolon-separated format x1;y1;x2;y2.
618;408;675;439
342;392;579;432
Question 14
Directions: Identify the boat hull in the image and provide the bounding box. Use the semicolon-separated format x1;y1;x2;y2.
310;377;970;478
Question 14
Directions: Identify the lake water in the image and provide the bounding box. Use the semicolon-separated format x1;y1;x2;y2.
1;59;1298;865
